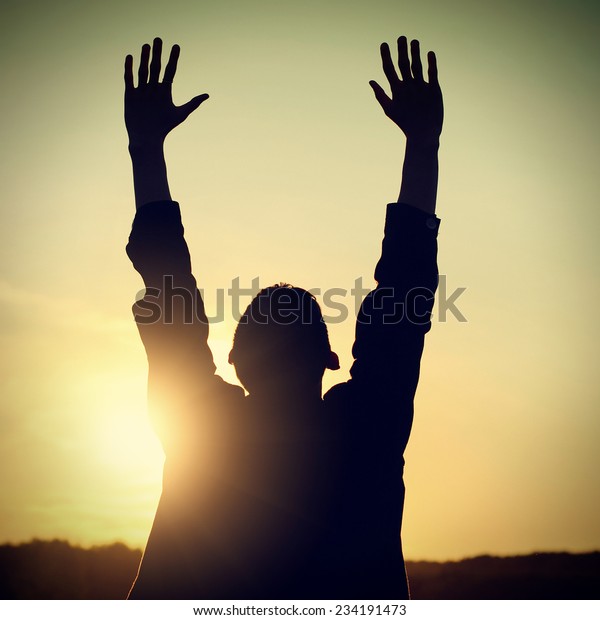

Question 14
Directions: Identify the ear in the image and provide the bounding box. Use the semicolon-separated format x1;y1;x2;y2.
326;350;340;370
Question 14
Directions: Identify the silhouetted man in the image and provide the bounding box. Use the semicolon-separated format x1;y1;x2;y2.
124;35;443;599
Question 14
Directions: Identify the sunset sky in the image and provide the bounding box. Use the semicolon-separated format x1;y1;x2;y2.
0;0;598;562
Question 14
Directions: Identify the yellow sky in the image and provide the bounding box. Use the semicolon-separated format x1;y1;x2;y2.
0;0;598;560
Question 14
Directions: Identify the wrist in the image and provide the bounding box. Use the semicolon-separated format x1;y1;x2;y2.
405;136;440;153
128;140;171;210
128;139;165;159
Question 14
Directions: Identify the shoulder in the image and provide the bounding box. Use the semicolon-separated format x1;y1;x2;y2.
323;381;350;406
323;380;364;416
208;375;246;405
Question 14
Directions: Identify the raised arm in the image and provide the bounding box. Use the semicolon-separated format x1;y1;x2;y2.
124;37;209;209
124;40;240;453
330;38;442;446
369;36;443;214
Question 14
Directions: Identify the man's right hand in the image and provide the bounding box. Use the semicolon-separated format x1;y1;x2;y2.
124;37;209;151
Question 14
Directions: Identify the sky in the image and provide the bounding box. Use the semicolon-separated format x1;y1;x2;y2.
0;0;598;561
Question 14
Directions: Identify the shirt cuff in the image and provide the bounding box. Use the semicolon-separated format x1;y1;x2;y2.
386;202;441;235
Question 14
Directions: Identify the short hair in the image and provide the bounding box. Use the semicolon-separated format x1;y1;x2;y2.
230;284;332;390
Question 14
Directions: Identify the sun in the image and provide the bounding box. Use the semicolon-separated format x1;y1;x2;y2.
87;371;164;478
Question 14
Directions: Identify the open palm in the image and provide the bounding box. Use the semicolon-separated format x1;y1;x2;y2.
370;37;443;143
124;38;209;149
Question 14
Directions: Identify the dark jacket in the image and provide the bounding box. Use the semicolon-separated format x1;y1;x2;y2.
126;200;439;599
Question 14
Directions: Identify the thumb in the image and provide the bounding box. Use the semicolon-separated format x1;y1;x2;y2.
369;80;391;112
178;93;210;121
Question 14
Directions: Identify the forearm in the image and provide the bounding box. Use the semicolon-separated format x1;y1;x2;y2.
398;139;439;215
129;142;172;210
124;39;208;209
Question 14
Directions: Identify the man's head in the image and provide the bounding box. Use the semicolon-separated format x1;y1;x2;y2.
228;284;339;396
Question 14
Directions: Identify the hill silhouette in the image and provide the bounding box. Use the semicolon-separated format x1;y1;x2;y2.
0;539;141;599
407;553;600;599
0;540;598;599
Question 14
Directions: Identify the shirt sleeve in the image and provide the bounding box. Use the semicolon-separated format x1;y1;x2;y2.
329;202;439;447
126;200;242;452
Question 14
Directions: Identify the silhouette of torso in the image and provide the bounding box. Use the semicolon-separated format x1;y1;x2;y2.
126;200;439;599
